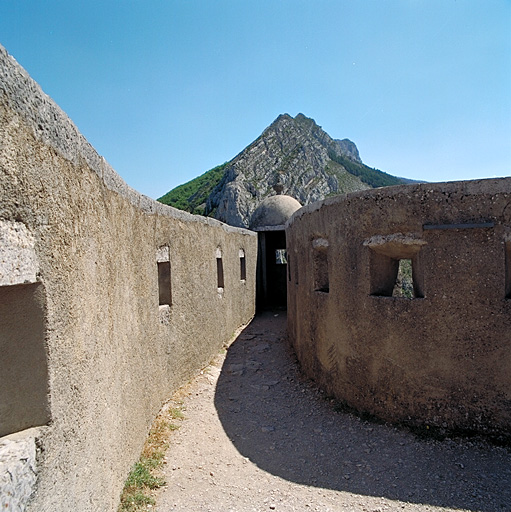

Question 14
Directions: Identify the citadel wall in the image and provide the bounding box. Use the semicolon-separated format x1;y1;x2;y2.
286;179;511;441
0;45;256;511
2;40;510;512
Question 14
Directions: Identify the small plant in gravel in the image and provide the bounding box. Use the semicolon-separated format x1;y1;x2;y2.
118;404;185;511
168;407;185;421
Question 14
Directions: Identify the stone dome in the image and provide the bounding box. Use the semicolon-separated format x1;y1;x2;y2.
250;195;302;230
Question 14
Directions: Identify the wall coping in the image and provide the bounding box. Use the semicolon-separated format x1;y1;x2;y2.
0;44;255;238
287;177;511;229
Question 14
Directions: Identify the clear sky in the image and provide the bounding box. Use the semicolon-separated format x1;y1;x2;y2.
1;0;510;198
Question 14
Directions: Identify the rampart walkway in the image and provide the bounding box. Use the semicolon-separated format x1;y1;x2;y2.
155;312;511;512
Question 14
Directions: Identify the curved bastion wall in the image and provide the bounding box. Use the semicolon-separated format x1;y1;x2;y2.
0;45;256;511
286;178;511;442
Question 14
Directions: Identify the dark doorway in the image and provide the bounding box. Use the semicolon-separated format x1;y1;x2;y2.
256;230;288;310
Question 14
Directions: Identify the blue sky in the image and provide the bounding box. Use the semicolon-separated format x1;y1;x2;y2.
1;0;510;198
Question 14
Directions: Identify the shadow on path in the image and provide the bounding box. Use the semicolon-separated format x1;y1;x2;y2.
214;312;511;512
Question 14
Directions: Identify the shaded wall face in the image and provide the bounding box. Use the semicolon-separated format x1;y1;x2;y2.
0;283;49;437
287;180;511;440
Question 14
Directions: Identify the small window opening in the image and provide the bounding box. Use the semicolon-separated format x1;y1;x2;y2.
392;259;414;298
275;249;287;264
158;261;172;306
505;241;511;299
217;257;224;289
156;246;172;309
365;235;425;299
369;253;423;298
239;249;246;281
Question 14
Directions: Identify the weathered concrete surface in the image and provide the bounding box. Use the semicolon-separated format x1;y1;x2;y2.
287;178;511;441
0;219;39;286
0;44;256;511
0;428;40;512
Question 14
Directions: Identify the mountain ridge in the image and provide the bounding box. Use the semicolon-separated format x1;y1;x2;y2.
158;113;409;228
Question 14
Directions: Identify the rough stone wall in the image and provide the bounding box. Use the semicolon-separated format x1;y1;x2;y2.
0;428;39;512
287;178;511;441
0;45;256;511
0;429;39;512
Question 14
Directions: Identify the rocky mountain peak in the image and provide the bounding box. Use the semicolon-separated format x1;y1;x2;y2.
158;113;407;228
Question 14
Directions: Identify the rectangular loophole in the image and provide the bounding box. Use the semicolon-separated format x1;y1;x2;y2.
313;250;329;293
239;249;246;281
158;261;172;306
365;233;426;299
369;252;423;299
505;241;511;299
217;257;224;289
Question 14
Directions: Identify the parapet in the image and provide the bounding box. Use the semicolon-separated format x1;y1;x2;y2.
287;178;511;442
0;43;257;511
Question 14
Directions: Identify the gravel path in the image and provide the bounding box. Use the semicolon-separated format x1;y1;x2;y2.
155;312;511;512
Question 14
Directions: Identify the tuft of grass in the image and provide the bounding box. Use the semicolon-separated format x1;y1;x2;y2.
125;462;165;489
122;491;155;510
118;403;185;511
167;408;185;420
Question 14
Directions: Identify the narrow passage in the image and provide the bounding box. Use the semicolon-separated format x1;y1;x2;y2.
155;312;511;512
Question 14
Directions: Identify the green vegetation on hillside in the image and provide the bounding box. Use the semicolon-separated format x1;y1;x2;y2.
327;150;404;188
157;162;228;215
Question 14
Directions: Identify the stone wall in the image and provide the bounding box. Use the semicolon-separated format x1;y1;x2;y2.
0;45;256;511
0;429;39;512
287;178;511;441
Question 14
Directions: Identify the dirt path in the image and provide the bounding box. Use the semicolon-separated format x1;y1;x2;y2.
155;312;511;512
